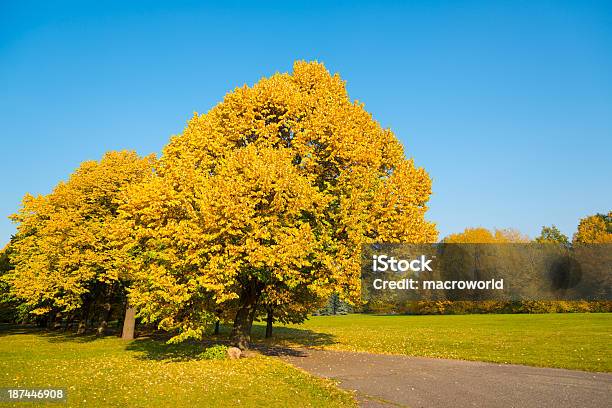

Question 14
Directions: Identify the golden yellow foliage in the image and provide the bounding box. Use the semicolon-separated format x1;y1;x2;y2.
118;61;437;344
7;151;154;316
573;212;612;244
443;227;528;243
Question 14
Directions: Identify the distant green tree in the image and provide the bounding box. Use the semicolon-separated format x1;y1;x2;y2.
534;225;570;246
317;293;351;315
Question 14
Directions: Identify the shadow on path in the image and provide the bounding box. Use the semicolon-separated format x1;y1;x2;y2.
0;322;333;362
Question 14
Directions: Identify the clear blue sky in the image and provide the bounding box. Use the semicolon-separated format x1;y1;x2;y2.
1;0;611;245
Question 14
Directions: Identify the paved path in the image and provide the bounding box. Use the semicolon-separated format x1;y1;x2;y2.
278;349;612;408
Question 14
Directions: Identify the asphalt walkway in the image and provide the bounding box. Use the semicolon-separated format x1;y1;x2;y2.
279;349;612;408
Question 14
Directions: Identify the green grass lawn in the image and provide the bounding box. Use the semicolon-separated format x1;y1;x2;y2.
0;326;356;408
254;313;612;372
2;313;609;408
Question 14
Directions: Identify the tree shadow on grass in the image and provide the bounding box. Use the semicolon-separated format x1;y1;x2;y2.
38;330;113;343
248;343;310;357
0;322;122;343
0;323;43;337
0;322;338;361
0;323;95;342
126;325;338;361
251;323;338;348
124;337;222;361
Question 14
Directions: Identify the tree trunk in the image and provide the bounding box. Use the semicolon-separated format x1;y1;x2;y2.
231;281;261;350
121;305;136;340
214;320;220;335
265;308;273;338
46;311;57;329
53;313;63;330
247;301;258;334
77;303;89;334
63;315;73;332
97;303;112;336
231;304;254;350
97;320;108;336
77;320;87;335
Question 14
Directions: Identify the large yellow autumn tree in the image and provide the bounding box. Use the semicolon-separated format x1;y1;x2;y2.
444;227;529;243
119;61;437;348
7;151;154;335
573;212;612;244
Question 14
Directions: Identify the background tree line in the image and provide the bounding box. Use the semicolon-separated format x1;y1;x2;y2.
363;220;611;315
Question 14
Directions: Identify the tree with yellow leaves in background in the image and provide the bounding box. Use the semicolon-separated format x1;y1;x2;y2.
573;212;612;244
119;61;437;348
428;226;531;313
440;227;529;289
7;151;154;336
443;227;529;243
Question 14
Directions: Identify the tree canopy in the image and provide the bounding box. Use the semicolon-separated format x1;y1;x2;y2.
6;151;154;331
535;225;569;245
118;61;437;347
573;212;612;244
443;227;528;243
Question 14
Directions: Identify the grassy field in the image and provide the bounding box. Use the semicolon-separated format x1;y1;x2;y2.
0;326;356;408
2;314;609;407
255;313;612;372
